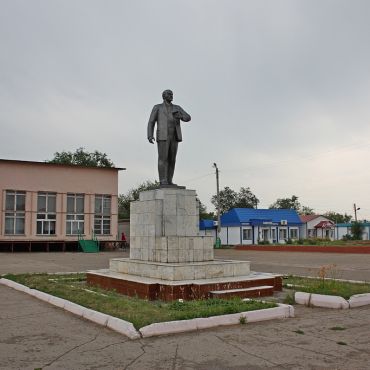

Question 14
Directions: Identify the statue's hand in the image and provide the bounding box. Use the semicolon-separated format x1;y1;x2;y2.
148;137;155;144
173;111;181;119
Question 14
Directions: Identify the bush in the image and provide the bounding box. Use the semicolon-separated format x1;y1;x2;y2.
285;238;293;245
297;239;304;245
258;240;270;245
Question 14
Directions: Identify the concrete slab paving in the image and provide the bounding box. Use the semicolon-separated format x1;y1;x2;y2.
1;250;370;369
1;285;370;369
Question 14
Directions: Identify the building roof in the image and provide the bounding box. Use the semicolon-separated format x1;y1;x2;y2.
336;222;370;227
0;158;125;171
299;214;321;223
199;219;215;230
314;220;335;229
221;208;302;227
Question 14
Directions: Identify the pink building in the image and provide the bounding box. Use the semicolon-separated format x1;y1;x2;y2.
0;159;124;251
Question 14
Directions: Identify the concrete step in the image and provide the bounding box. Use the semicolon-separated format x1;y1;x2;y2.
209;285;274;299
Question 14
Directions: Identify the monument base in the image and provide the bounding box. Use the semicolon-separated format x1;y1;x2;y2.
86;269;282;301
109;258;251;281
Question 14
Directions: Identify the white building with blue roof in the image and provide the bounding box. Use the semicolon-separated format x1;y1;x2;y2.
335;222;370;240
220;208;302;245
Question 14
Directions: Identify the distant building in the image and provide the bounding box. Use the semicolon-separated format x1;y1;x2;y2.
335;222;370;240
199;219;217;238
299;214;335;240
0;159;124;251
219;208;302;245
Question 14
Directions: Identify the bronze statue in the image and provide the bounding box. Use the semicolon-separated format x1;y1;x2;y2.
147;90;191;186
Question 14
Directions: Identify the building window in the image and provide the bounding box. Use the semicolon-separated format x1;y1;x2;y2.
271;228;276;241
242;228;252;240
279;228;287;240
94;195;111;235
66;193;85;235
290;228;298;239
4;190;25;234
37;192;56;235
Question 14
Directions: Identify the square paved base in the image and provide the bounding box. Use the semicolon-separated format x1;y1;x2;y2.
86;269;282;301
109;258;251;281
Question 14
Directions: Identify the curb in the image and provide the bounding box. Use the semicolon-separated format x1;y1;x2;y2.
139;304;294;338
0;278;140;339
295;291;370;309
0;278;294;339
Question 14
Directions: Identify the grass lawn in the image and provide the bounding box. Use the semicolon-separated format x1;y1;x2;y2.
4;273;277;329
284;276;370;300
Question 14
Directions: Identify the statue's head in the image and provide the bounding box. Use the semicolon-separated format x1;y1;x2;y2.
162;89;173;103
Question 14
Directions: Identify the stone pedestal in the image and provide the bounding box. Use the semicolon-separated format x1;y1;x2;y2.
87;187;281;300
129;188;214;263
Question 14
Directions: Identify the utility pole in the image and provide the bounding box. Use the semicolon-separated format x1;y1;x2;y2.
213;163;221;235
354;203;360;222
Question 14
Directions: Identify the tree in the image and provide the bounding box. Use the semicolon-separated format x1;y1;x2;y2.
198;200;215;220
48;147;114;167
211;186;259;214
118;180;159;219
300;206;315;215
269;195;301;210
351;221;363;240
269;195;314;215
323;211;352;224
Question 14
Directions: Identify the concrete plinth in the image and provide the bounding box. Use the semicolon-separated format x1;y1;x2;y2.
110;258;251;281
87;187;267;300
129;188;214;263
87;269;282;301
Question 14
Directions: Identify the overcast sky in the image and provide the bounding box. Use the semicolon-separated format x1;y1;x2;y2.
1;0;370;218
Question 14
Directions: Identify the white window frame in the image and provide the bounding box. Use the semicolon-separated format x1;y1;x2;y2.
271;228;277;241
242;228;252;240
94;194;111;235
290;228;298;239
37;192;56;235
4;190;26;235
279;228;287;240
66;193;85;235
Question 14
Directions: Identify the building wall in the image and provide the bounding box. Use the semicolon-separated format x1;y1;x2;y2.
301;216;334;240
0;161;119;241
335;225;370;240
220;225;300;245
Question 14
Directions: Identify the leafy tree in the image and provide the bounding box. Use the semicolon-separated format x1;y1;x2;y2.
269;195;301;210
118;180;159;219
323;211;352;224
198;200;215;220
211;186;259;214
48;147;114;167
300;205;315;215
269;195;313;215
351;221;363;240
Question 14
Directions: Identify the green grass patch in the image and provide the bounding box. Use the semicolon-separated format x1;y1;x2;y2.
4;273;277;329
284;276;370;300
293;329;305;335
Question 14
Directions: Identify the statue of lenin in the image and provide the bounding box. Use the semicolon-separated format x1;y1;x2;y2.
147;90;191;186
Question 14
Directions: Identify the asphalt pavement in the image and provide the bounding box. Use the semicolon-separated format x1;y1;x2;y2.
1;250;370;369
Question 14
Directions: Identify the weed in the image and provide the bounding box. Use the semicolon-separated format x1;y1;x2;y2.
283;293;295;305
337;341;347;345
283;275;370;299
239;315;247;325
330;326;346;331
293;329;305;335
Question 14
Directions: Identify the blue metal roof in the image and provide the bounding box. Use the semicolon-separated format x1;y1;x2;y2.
199;219;215;230
221;208;302;227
